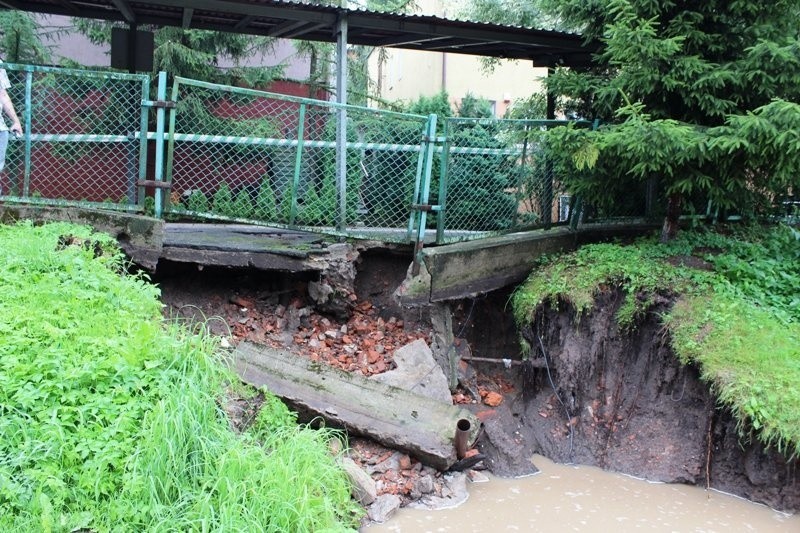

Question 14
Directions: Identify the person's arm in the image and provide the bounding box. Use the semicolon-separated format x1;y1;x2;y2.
0;89;21;136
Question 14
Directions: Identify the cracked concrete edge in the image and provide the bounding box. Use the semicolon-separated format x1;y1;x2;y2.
0;204;164;270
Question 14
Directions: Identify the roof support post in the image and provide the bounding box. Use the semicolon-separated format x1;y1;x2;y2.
127;22;138;74
543;62;556;228
545;64;556;120
335;11;348;233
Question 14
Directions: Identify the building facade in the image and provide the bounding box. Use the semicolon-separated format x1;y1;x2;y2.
367;0;548;116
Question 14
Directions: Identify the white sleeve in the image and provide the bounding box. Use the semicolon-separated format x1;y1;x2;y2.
0;69;10;90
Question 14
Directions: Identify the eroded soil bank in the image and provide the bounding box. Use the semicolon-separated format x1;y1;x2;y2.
474;288;800;513
152;254;799;515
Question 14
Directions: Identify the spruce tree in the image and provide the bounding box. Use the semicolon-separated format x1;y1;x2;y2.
72;20;280;83
540;0;800;240
0;12;53;64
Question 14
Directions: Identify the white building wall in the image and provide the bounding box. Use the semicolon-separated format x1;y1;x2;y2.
368;0;547;116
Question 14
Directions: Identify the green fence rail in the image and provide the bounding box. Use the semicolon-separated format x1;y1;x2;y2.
0;63;149;211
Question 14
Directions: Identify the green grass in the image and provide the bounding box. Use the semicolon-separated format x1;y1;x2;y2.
512;224;800;457
0;221;361;532
668;293;800;456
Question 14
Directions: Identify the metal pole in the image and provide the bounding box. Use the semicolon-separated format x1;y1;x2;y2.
22;70;32;197
412;114;438;274
154;71;167;217
335;12;348;232
135;75;150;206
435;120;450;244
290;103;307;225
164;77;180;208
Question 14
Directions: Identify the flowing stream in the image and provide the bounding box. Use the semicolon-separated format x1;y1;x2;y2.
365;455;799;532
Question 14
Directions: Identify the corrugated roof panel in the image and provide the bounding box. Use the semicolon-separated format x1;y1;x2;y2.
16;0;596;65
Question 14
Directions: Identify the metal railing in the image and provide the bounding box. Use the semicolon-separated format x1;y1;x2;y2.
431;117;591;244
0;63;149;211
164;77;434;243
0;63;607;247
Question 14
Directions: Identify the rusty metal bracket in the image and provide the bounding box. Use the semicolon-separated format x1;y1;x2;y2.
141;99;177;109
410;203;441;212
136;180;172;189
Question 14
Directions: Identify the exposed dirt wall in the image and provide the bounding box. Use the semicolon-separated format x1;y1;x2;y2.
500;289;799;512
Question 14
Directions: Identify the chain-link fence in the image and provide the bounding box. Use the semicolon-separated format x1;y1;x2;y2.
0;64;149;210
0;64;610;246
165;77;432;242
433;118;588;244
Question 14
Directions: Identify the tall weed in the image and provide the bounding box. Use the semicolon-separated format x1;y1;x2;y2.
0;221;360;531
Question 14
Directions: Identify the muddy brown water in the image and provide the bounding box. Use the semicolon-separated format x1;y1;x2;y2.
365;456;800;532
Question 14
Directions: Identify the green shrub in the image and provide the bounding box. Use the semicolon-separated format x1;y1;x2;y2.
212;183;234;216
0;221;362;531
253;178;277;221
186;190;209;212
232;188;254;219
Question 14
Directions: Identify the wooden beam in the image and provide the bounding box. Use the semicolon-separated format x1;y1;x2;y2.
234;341;480;470
233;15;254;30
111;0;136;23
267;19;308;37
182;7;194;28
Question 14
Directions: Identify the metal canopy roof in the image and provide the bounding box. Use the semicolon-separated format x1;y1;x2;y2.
7;0;596;67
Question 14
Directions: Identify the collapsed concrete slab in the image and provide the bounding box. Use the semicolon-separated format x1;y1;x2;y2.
0;204;164;270
233;341;480;471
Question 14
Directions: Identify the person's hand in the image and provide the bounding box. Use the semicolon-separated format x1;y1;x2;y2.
9;120;21;137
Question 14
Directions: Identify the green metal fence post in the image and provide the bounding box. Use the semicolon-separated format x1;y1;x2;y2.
411;114;438;275
153;71;167;217
136;75;150;207
22;69;33;197
407;118;431;242
164;78;180;211
435;120;450;244
289;104;307;225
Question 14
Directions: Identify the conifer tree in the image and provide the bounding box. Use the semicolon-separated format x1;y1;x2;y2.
73;20;281;83
539;0;800;239
0;12;53;64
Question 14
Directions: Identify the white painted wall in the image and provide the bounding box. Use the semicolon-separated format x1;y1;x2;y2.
368;0;547;116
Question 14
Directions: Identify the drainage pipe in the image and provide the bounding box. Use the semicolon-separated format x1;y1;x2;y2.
454;418;472;459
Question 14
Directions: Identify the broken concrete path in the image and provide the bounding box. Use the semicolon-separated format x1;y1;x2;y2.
233;342;480;470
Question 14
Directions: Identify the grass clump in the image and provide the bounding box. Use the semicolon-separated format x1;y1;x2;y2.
512;224;800;457
0;221;361;532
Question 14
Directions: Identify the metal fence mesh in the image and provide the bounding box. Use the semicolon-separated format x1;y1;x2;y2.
434;118;576;243
166;78;430;241
1;65;148;208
